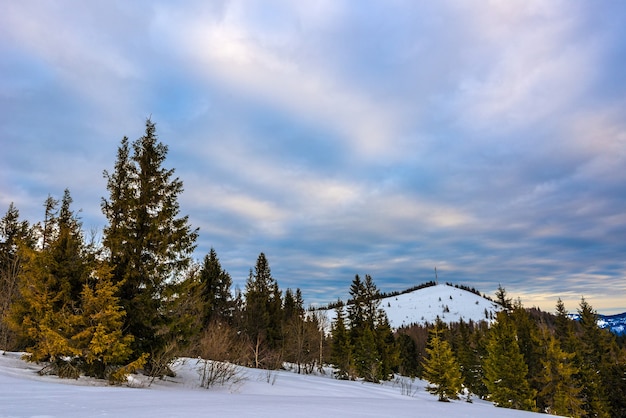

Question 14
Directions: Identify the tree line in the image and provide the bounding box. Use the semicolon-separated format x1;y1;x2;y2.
1;119;624;416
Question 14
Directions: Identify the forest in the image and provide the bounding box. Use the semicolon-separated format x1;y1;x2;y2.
1;120;625;417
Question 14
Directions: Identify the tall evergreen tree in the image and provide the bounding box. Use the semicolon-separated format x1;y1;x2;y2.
575;298;612;418
198;248;233;325
483;311;536;411
0;203;33;350
422;324;464;402
537;327;583;417
101;119;198;367
510;300;543;403
330;301;352;380
243;253;282;367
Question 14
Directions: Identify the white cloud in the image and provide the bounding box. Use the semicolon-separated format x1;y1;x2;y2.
155;2;407;160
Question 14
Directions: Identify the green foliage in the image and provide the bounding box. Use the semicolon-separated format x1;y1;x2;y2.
483;311;536;411
0;203;34;350
71;265;133;379
330;301;353;379
101;119;198;368
537;327;583;417
422;325;463;401
199;248;233;325
243;253;283;368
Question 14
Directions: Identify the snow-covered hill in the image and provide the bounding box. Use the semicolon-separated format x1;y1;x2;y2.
0;351;555;417
380;284;502;327
321;283;502;328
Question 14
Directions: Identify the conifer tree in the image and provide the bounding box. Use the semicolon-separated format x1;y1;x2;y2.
575;298;611;418
198;248;233;325
483;311;536;411
510;300;543;402
0;203;33;350
330;301;353;379
537;327;583;417
11;191;90;377
353;324;380;382
243;253;282;367
71;263;134;380
396;333;419;378
422;324;463;402
452;319;484;399
554;298;576;353
101;119;198;368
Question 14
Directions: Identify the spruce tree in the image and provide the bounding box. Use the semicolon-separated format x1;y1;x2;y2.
11;191;89;377
422;325;463;402
198;248;233;325
71;263;134;380
483;311;536;411
396;333;419;378
0;203;33;350
537;327;583;417
330;301;352;379
243;253;282;367
101;119;198;368
575;298;611;418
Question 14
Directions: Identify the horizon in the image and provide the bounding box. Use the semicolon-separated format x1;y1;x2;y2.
2;1;625;315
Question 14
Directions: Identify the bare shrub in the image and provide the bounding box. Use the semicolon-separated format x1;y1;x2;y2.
197;358;245;389
197;321;248;364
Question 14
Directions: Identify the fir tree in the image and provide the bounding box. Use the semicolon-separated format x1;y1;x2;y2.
396;333;419;378
101;119;198;369
537;327;583;417
575;298;611;418
422;324;463;402
198;248;233;325
71;262;134;380
483;311;536;411
11;191;88;377
330;301;352;379
244;253;282;367
0;203;33;350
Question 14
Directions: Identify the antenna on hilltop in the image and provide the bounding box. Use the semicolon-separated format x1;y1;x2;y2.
435;266;438;285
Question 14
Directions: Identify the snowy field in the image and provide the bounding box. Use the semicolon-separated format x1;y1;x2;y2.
0;351;553;418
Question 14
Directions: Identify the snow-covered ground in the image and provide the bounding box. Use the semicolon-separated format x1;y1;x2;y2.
0;351;552;417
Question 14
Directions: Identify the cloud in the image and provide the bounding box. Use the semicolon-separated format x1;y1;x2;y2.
2;1;625;313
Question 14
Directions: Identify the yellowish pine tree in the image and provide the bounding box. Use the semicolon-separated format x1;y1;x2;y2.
72;262;133;379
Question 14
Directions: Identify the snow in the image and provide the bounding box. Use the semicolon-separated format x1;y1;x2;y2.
323;284;502;328
382;284;501;327
0;351;553;417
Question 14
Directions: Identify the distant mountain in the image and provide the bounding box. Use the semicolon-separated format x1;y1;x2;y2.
569;312;626;335
322;283;503;328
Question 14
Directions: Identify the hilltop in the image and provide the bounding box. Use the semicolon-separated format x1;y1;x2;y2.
320;283;502;328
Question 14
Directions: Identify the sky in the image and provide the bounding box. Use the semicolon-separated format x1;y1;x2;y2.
2;1;626;314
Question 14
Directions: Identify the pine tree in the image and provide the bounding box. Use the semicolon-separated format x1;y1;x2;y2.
243;253;282;368
575;298;611;418
330;301;353;379
483;311;536;411
10;191;88;377
0;203;34;350
422;325;463;402
354;324;380;382
101;119;198;368
537;327;583;417
396;333;419;378
198;248;233;325
510;300;543;404
71;262;134;380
